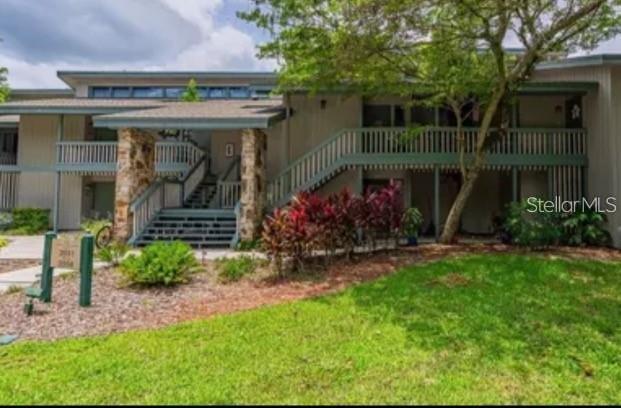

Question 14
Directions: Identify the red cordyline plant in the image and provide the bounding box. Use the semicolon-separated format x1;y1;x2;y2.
262;182;405;274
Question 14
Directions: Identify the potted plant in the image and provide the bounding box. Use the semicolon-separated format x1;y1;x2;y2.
402;207;423;246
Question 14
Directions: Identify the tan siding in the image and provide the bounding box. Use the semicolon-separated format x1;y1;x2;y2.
210;130;241;177
518;95;566;128
288;94;362;164
17;115;85;229
533;66;621;244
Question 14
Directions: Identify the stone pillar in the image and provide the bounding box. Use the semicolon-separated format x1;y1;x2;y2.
113;128;156;241
240;128;267;241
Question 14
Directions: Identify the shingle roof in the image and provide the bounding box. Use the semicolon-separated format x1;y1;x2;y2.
0;98;164;114
93;99;286;130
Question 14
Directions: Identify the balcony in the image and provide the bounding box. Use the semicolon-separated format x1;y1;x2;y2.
55;141;204;175
268;127;588;206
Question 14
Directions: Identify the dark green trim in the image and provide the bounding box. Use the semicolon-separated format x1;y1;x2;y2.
518;81;598;95
346;153;587;167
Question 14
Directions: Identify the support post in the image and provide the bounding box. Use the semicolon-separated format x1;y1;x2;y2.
53;115;64;232
547;168;554;201
582;166;588;199
113;128;156;241
512;167;519;202
41;232;56;303
79;234;94;307
433;166;440;242
239;128;267;241
356;167;364;195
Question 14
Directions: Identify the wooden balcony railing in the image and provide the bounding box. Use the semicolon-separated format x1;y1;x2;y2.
268;127;587;206
56;141;204;175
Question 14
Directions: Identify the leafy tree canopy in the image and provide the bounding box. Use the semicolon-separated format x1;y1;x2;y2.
0;67;8;103
181;78;201;102
240;0;621;243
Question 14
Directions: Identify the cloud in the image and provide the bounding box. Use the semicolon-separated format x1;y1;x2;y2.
0;0;275;88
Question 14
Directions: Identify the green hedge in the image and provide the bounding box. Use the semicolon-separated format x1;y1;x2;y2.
11;208;50;235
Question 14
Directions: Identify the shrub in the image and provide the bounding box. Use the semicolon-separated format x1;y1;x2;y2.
97;241;130;266
81;218;112;236
119;241;200;286
262;183;404;274
215;255;261;283
560;209;611;247
402;207;424;238
0;236;8;249
0;212;12;230
237;239;261;251
504;201;612;249
504;201;562;249
11;208;50;234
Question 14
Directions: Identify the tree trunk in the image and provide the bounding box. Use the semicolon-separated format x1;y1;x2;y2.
439;164;481;243
438;87;507;244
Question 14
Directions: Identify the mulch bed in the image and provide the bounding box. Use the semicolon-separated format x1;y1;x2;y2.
0;259;41;275
1;243;620;342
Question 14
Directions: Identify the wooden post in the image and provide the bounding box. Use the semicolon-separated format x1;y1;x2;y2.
433;166;440;242
40;231;56;303
356;167;364;195
547;168;554;200
512;167;519;202
79;234;94;307
53;115;64;232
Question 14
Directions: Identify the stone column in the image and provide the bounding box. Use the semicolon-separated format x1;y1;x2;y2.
240;128;267;241
113;128;156;241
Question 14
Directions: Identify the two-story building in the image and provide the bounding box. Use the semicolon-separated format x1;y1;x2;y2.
0;54;619;248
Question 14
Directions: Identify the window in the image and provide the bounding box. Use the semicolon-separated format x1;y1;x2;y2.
91;87;111;98
363;105;392;127
197;87;210;99
165;87;185;99
208;87;228;98
132;87;164;98
111;87;131;98
88;85;260;99
229;87;250;99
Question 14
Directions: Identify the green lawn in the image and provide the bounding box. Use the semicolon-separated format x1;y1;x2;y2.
1;254;621;404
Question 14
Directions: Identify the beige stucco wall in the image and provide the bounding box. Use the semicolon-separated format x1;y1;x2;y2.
17;114;85;229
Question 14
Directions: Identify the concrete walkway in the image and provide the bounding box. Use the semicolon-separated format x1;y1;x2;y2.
0;235;44;260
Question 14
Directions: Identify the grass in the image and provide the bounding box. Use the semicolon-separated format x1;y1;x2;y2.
1;253;621;404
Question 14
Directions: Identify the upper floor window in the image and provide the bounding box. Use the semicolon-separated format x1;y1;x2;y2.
89;85;268;100
132;87;165;98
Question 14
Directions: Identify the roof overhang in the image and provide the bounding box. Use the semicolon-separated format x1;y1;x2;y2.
92;100;286;130
93;115;285;130
0;115;19;128
535;54;621;71
58;70;278;89
0;99;163;115
518;81;599;95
